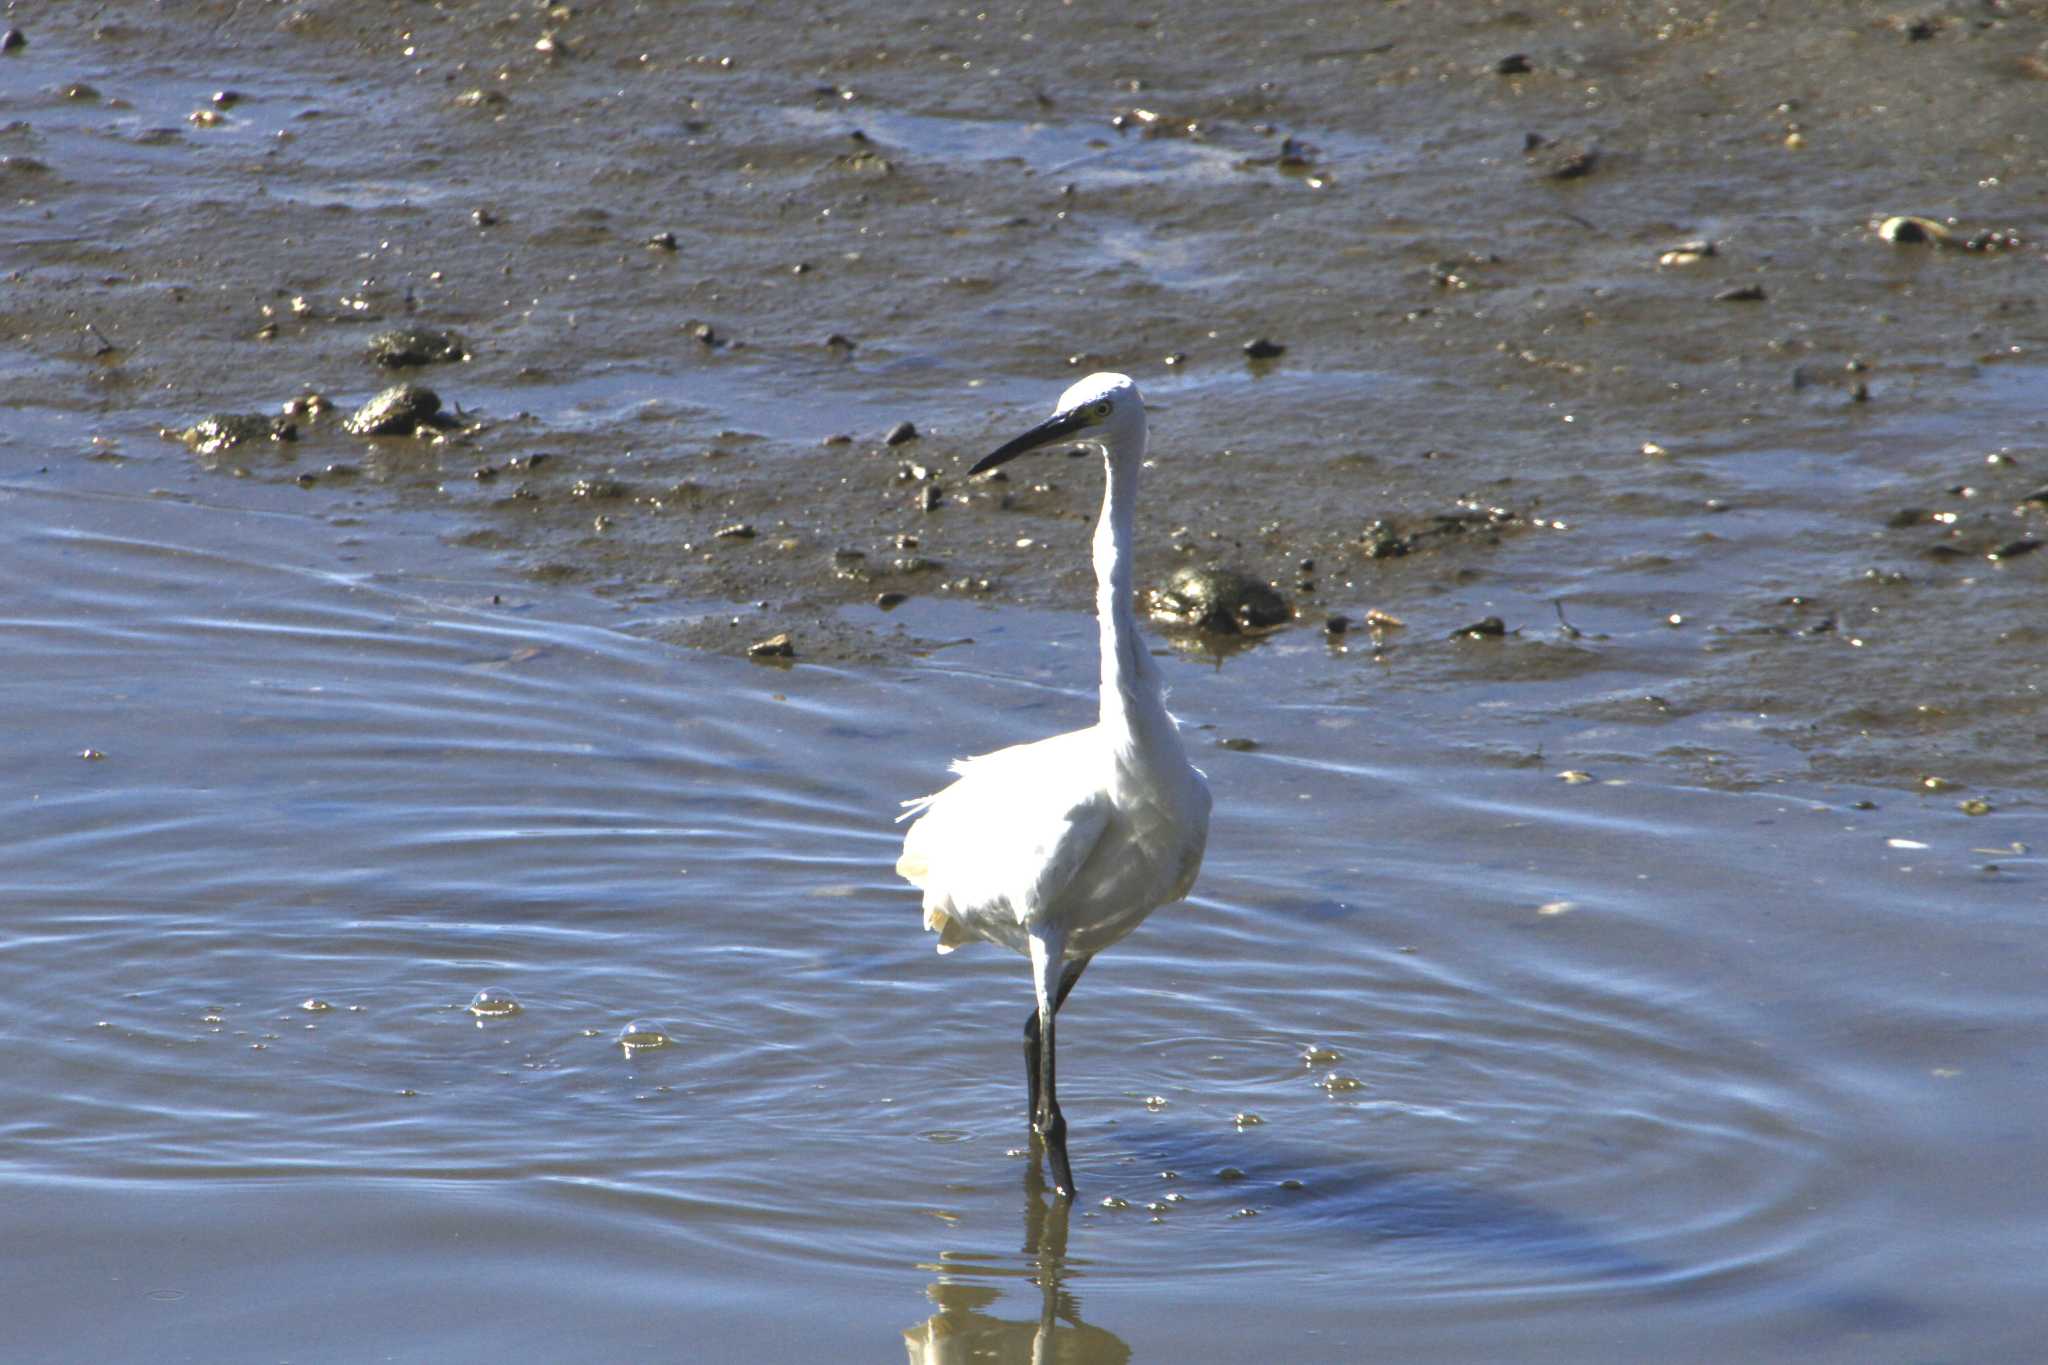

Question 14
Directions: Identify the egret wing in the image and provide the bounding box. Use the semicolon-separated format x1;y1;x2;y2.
897;736;1112;953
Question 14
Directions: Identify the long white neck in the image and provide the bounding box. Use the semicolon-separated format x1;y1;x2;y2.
1094;441;1173;745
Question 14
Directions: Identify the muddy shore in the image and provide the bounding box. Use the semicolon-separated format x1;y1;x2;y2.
4;0;2044;792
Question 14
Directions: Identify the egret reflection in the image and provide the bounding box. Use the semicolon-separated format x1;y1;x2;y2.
903;1164;1129;1365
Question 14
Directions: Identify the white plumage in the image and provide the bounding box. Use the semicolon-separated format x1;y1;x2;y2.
896;372;1211;1198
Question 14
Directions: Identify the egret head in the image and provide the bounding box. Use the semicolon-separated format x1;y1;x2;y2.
970;372;1145;476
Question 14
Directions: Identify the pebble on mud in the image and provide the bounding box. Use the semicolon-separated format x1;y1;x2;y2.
1494;53;1532;75
174;414;297;456
343;384;446;436
714;522;756;540
1242;337;1286;360
367;327;469;368
1657;241;1716;267
884;420;919;446
1144;565;1291;634
1716;283;1768;302
1876;215;1950;246
1;29;25;53
747;632;795;660
1451;616;1508;639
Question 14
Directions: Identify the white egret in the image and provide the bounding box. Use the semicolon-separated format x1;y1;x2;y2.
896;372;1212;1198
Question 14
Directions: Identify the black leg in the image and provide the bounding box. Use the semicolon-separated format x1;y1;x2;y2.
1037;1002;1075;1199
1023;955;1091;1125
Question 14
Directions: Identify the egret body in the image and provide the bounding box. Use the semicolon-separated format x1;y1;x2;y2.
896;373;1211;1198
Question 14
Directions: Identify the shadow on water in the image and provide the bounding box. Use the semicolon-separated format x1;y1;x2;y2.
906;1162;1131;1365
1117;1123;1664;1285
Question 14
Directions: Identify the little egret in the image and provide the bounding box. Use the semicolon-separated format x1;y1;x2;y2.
896;372;1212;1198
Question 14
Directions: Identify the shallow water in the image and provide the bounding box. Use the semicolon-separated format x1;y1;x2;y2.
5;428;2044;1361
4;3;2047;1361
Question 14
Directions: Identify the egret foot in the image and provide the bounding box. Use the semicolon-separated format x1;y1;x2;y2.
1037;1111;1075;1200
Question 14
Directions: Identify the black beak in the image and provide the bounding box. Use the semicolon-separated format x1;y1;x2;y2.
968;407;1092;477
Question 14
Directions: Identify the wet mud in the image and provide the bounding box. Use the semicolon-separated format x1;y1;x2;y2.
4;0;2044;793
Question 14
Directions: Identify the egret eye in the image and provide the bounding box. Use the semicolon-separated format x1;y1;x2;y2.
1093;400;1112;418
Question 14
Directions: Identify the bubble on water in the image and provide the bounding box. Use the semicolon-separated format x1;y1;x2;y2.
1099;1195;1129;1210
1230;1207;1260;1219
300;998;333;1013
1216;1166;1245;1182
1319;1073;1367;1094
1145;1201;1170;1214
1233;1111;1264;1128
1279;1178;1305;1190
1163;1192;1186;1204
467;988;521;1019
616;1019;670;1055
1300;1044;1341;1067
1143;1095;1168;1111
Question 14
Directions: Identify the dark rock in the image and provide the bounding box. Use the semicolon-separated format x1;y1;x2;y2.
1988;538;2041;561
647;231;678;251
1145;565;1291;634
1716;284;1768;302
1;29;24;53
747;632;795;659
343;384;444;436
884;420;919;446
714;522;756;539
1495;53;1531;75
875;591;907;609
1242;337;1286;360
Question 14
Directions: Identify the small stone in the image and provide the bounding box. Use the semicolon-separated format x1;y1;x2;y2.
212;90;241;108
1451;616;1507;639
1;29;25;53
1494;53;1531;74
1959;798;1993;816
874;591;907;609
1657;241;1715;268
1558;770;1594;784
1242;337;1286;360
1877;215;1950;246
1324;614;1351;637
714;522;756;540
647;231;678;251
747;632;795;659
1716;284;1768;302
884;420;919;446
79;748;105;761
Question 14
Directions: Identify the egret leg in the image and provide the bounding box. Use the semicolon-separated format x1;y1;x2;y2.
1026;929;1076;1200
1023;955;1091;1127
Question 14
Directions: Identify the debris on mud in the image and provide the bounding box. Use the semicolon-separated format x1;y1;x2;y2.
367;328;470;368
172;414;296;456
